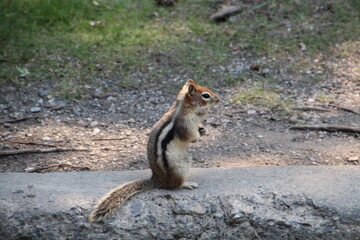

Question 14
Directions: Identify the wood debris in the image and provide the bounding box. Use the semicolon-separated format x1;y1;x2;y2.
210;5;242;22
289;125;360;134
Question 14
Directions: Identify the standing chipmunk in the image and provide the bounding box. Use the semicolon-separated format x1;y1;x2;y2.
89;79;220;222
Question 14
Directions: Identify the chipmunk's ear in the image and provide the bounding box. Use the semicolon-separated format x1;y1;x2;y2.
188;83;195;96
187;79;196;85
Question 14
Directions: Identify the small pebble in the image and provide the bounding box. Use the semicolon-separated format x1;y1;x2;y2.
72;109;81;117
128;118;136;123
247;110;257;115
92;128;101;134
107;96;116;102
261;68;270;75
57;101;67;107
24;167;35;173
42;137;52;142
30;107;41;113
348;156;359;161
38;89;47;98
90;121;99;127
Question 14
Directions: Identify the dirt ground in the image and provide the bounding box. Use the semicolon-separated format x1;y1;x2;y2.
0;51;359;173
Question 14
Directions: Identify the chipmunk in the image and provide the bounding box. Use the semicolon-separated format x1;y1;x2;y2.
89;79;220;222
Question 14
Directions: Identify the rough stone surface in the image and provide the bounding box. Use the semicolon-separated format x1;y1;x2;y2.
0;166;360;240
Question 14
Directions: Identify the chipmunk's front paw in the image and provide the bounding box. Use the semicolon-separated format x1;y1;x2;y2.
198;126;206;136
182;182;198;190
191;130;201;143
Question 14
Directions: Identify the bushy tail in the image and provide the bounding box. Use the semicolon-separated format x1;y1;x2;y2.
89;179;155;222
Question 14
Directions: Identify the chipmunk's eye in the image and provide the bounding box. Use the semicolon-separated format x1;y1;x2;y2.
202;92;210;99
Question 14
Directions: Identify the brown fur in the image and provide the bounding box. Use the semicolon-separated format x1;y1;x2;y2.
152;170;184;189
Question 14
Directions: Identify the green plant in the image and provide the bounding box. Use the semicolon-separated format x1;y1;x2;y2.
234;87;292;112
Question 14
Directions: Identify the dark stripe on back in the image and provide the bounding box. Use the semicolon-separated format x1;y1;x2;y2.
161;123;176;170
154;118;173;170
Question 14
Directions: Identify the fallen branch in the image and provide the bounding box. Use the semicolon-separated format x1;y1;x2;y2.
329;104;360;115
130;100;142;107
210;5;242;22
0;116;37;124
26;163;90;173
43;105;66;111
10;141;57;148
93;92;117;99
292;107;330;112
92;137;126;141
289;125;360;134
0;148;90;157
156;0;178;7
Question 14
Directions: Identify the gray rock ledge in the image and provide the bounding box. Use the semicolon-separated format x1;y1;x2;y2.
0;166;359;240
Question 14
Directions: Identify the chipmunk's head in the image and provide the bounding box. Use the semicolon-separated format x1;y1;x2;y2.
182;79;220;115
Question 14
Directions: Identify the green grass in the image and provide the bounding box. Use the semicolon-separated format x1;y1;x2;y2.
0;0;359;99
234;87;292;113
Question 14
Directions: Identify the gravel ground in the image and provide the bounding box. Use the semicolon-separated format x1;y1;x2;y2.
0;52;359;173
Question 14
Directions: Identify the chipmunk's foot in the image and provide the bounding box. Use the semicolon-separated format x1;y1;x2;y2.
182;182;198;190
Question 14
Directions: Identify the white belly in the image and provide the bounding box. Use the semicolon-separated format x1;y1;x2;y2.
166;139;191;177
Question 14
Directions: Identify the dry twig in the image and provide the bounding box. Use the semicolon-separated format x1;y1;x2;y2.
292;107;330;112
27;163;90;173
289;125;360;134
93;92;117;99
210;5;242;22
0;148;90;157
10;141;57;148
0;116;37;124
329;104;360;115
156;0;178;7
43;105;66;111
92;138;126;141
